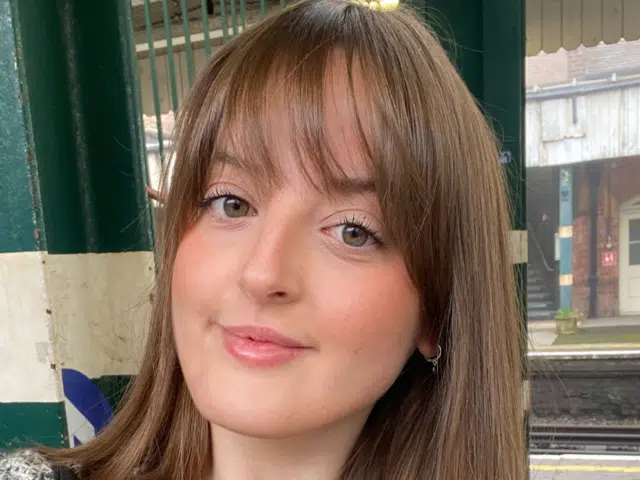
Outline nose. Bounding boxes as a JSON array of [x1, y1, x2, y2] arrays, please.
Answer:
[[238, 210, 305, 305]]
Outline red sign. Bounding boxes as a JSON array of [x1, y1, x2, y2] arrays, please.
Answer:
[[601, 251, 617, 267]]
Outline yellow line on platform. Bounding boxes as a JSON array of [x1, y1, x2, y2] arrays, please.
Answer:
[[531, 465, 640, 473], [532, 343, 640, 351]]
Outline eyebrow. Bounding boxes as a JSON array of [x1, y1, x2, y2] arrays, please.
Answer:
[[212, 152, 240, 167], [211, 152, 376, 195], [328, 176, 376, 195]]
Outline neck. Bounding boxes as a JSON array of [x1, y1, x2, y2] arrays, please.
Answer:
[[209, 412, 369, 480]]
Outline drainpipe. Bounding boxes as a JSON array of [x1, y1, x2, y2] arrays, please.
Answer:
[[587, 165, 602, 318]]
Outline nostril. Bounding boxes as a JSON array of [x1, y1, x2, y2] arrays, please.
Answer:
[[274, 291, 287, 297]]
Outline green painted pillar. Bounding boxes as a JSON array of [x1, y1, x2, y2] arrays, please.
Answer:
[[481, 0, 527, 345], [415, 0, 528, 465], [417, 0, 526, 230], [0, 0, 66, 450], [1, 0, 154, 449], [417, 2, 526, 309], [479, 7, 528, 463], [416, 0, 526, 247]]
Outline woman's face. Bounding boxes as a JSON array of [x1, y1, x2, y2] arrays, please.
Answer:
[[171, 71, 433, 440]]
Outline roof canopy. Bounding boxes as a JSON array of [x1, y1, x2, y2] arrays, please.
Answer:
[[526, 0, 640, 56], [129, 0, 639, 58]]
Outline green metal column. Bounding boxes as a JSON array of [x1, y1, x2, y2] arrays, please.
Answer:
[[416, 0, 526, 233], [415, 0, 528, 464], [1, 0, 154, 449], [416, 0, 526, 242], [0, 0, 66, 450], [481, 0, 527, 341], [417, 1, 526, 304], [480, 6, 528, 465]]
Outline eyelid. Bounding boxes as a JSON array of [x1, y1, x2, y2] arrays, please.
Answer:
[[201, 183, 255, 206], [203, 174, 262, 205]]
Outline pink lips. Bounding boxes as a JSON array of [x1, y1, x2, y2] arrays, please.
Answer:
[[220, 325, 307, 367]]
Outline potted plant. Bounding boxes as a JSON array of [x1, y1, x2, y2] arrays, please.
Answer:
[[554, 308, 583, 335]]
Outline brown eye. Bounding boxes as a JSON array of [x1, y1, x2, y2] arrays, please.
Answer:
[[341, 225, 370, 247], [207, 195, 253, 218], [221, 197, 250, 217]]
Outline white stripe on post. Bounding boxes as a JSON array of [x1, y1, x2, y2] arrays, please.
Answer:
[[0, 252, 62, 403], [510, 230, 528, 265], [45, 252, 155, 377]]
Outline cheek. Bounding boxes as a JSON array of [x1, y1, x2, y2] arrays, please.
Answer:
[[317, 257, 421, 364], [172, 228, 200, 305], [171, 225, 234, 394], [171, 225, 223, 318], [171, 228, 206, 351]]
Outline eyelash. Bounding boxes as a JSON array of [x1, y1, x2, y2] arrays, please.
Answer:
[[198, 189, 383, 246], [198, 188, 236, 209]]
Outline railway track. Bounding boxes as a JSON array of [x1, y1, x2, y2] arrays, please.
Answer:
[[530, 424, 640, 454]]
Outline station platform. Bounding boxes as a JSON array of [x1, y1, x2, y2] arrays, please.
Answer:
[[530, 454, 640, 479], [528, 316, 640, 354]]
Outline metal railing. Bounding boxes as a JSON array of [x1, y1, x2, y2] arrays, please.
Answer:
[[135, 0, 288, 161], [527, 222, 554, 273]]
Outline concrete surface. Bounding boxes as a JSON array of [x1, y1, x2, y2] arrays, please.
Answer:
[[530, 454, 640, 479], [528, 316, 640, 353]]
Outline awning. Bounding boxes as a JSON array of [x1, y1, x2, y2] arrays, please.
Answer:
[[526, 0, 640, 56], [129, 0, 640, 58]]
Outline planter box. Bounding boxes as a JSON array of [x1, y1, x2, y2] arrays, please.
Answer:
[[555, 316, 579, 335]]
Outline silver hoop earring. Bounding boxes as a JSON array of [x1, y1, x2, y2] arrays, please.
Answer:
[[426, 345, 442, 374]]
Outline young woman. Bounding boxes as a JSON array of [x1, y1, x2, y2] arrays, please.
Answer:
[[1, 0, 526, 478]]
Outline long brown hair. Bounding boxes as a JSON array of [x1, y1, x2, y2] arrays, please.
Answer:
[[43, 1, 526, 478]]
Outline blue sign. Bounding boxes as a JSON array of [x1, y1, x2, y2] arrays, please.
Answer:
[[62, 368, 113, 446], [499, 151, 511, 164]]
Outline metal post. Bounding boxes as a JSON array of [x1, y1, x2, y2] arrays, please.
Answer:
[[559, 167, 574, 310], [414, 0, 528, 472], [481, 0, 528, 469], [1, 0, 154, 449], [0, 0, 66, 450]]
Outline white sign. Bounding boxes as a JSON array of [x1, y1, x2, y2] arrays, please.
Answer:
[[499, 151, 512, 164]]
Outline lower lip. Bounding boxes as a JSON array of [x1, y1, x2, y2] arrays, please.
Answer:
[[221, 328, 306, 367]]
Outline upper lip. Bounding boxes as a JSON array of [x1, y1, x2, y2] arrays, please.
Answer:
[[221, 325, 307, 348]]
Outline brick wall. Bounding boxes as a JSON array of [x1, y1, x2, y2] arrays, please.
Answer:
[[527, 39, 640, 87], [525, 52, 569, 86], [572, 157, 640, 316], [570, 40, 640, 79]]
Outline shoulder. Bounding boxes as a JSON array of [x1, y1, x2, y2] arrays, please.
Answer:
[[0, 450, 54, 480]]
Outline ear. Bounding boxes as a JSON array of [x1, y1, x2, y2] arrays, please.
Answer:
[[416, 324, 439, 359], [146, 185, 166, 204]]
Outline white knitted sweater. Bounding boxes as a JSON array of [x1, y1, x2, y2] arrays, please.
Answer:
[[0, 450, 54, 480]]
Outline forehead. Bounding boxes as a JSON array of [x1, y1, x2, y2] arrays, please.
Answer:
[[218, 53, 376, 188]]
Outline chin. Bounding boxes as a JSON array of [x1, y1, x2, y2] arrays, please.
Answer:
[[185, 372, 374, 441], [214, 414, 314, 440], [194, 393, 328, 439]]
